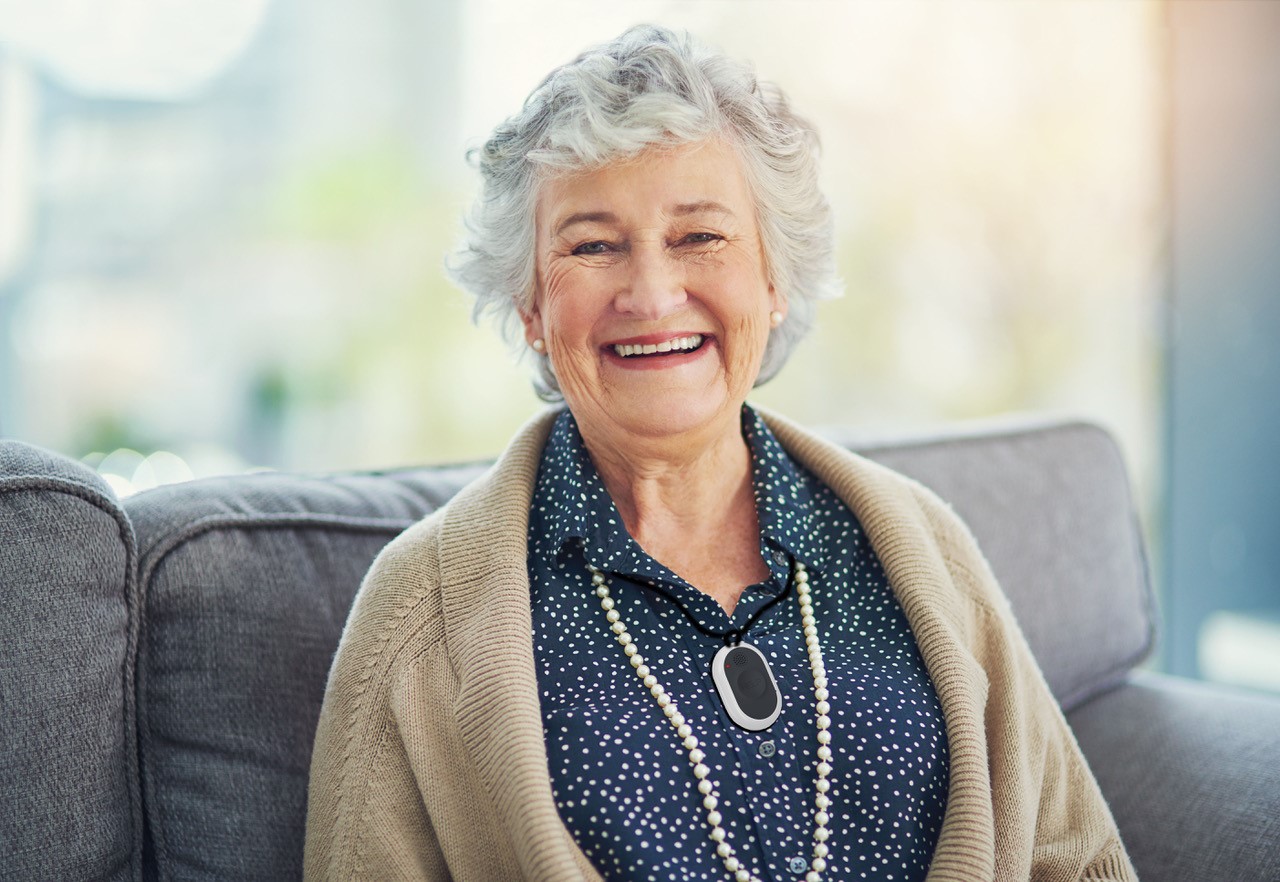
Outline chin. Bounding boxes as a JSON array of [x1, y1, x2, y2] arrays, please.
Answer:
[[606, 393, 736, 442]]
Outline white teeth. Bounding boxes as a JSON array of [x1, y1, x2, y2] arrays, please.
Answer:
[[612, 334, 704, 358]]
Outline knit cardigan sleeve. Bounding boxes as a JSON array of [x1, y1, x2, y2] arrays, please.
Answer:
[[304, 517, 455, 882], [908, 483, 1139, 882]]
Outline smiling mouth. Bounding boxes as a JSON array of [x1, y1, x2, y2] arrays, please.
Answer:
[[610, 334, 706, 358]]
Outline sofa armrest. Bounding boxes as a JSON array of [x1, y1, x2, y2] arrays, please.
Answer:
[[1066, 671, 1280, 882]]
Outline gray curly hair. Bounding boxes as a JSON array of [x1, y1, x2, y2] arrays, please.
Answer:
[[447, 24, 841, 399]]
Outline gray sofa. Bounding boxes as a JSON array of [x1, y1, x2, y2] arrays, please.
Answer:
[[2, 417, 1277, 882]]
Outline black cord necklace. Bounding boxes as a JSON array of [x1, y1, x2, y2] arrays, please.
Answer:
[[604, 555, 801, 731], [612, 565, 794, 646]]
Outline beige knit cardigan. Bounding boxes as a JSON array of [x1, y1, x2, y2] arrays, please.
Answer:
[[304, 407, 1138, 882]]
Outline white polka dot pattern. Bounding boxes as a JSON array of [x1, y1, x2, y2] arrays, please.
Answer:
[[529, 407, 949, 881]]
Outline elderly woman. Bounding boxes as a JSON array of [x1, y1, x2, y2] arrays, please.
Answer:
[[305, 25, 1136, 882]]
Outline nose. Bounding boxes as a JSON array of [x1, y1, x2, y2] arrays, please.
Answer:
[[614, 244, 686, 319]]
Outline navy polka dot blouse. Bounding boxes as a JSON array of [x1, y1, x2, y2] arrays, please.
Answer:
[[528, 406, 949, 881]]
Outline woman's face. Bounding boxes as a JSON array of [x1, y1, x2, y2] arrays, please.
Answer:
[[525, 138, 784, 448]]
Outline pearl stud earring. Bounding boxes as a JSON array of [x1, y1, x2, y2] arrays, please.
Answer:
[[532, 338, 546, 353], [769, 310, 784, 328]]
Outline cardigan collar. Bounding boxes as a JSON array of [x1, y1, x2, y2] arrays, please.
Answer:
[[434, 405, 995, 882]]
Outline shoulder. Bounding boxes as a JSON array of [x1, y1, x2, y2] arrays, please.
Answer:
[[757, 406, 1012, 622], [339, 406, 564, 669]]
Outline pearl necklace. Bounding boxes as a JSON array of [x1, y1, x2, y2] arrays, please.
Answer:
[[587, 561, 833, 882]]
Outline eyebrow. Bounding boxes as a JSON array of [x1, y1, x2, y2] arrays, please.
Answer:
[[671, 200, 734, 218], [552, 201, 736, 238], [553, 211, 618, 238]]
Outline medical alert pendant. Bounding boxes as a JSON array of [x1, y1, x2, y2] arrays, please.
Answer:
[[711, 642, 782, 731]]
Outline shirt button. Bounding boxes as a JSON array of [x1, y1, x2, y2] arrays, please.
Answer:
[[758, 740, 776, 758], [789, 856, 809, 874], [772, 550, 788, 566]]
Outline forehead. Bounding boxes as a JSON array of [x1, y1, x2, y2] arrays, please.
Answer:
[[536, 138, 755, 232]]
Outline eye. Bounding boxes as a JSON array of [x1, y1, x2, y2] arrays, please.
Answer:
[[680, 232, 723, 246], [572, 240, 612, 256]]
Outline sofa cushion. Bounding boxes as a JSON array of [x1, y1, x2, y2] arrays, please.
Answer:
[[0, 441, 141, 882], [854, 419, 1155, 709], [125, 465, 485, 882], [1068, 672, 1280, 882]]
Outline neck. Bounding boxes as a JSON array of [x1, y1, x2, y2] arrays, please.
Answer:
[[578, 409, 752, 542]]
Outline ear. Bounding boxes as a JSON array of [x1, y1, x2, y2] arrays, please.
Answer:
[[769, 283, 788, 323], [519, 303, 545, 347]]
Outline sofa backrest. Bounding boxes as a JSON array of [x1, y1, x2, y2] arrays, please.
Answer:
[[850, 419, 1155, 710], [1, 442, 142, 882], [122, 465, 485, 882], [1, 416, 1155, 882]]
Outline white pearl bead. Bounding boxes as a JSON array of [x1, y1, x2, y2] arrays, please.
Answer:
[[812, 857, 827, 872], [814, 675, 827, 689], [649, 682, 664, 697], [656, 693, 670, 707], [671, 712, 685, 727], [605, 609, 620, 623], [710, 827, 725, 842], [817, 761, 832, 777], [817, 745, 832, 761], [815, 810, 829, 826], [806, 634, 819, 648], [600, 597, 614, 610], [803, 624, 816, 637], [816, 794, 830, 809], [693, 763, 709, 779], [816, 778, 830, 792], [689, 748, 704, 763], [611, 621, 626, 635], [678, 724, 692, 739], [707, 810, 722, 826], [643, 674, 657, 688], [816, 700, 830, 715], [683, 735, 698, 750], [806, 873, 820, 882], [663, 703, 677, 718], [703, 795, 717, 811], [734, 870, 749, 882], [630, 654, 644, 668], [815, 827, 829, 842], [595, 585, 608, 597], [817, 730, 831, 745], [723, 855, 738, 872], [814, 842, 828, 858], [817, 715, 830, 730], [717, 842, 730, 858], [635, 664, 649, 677], [814, 687, 829, 701], [623, 643, 637, 657], [698, 778, 713, 795]]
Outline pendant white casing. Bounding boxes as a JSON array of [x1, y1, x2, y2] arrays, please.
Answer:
[[711, 643, 782, 731]]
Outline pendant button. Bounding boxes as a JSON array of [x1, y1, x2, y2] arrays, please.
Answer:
[[758, 739, 776, 758], [789, 856, 809, 874]]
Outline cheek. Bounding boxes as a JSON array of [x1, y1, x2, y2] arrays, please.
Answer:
[[539, 263, 606, 336]]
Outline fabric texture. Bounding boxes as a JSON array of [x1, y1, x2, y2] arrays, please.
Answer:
[[1068, 671, 1280, 882], [305, 407, 1138, 882], [124, 464, 486, 882], [0, 441, 142, 882], [530, 406, 948, 880]]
